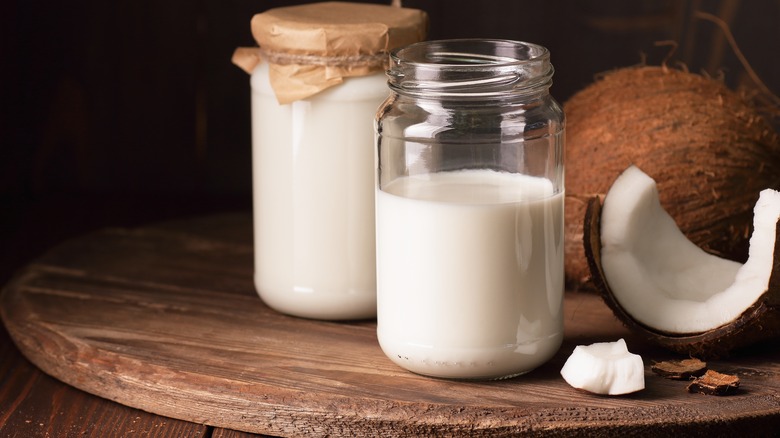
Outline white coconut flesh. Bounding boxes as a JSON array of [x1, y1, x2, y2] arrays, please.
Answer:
[[560, 338, 644, 395], [600, 165, 780, 334]]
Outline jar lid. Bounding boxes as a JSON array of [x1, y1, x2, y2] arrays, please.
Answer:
[[233, 1, 428, 103]]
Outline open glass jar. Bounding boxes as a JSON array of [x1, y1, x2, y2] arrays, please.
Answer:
[[375, 39, 565, 379]]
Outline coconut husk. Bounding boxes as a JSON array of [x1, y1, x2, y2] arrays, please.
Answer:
[[565, 65, 780, 288]]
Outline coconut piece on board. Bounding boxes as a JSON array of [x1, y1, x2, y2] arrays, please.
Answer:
[[687, 370, 740, 395], [651, 358, 708, 380]]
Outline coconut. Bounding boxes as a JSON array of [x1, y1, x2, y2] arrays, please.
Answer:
[[564, 65, 780, 287], [560, 338, 645, 395], [584, 165, 780, 358]]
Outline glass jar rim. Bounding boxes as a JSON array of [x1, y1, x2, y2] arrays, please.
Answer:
[[387, 39, 554, 99], [390, 39, 550, 68]]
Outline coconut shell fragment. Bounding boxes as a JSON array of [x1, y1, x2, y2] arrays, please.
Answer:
[[687, 370, 740, 396], [651, 358, 708, 380], [566, 65, 780, 287]]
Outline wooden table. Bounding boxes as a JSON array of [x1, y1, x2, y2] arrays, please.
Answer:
[[2, 213, 780, 437], [0, 213, 267, 438]]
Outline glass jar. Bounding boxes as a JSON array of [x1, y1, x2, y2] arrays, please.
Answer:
[[241, 2, 427, 320], [375, 39, 565, 379]]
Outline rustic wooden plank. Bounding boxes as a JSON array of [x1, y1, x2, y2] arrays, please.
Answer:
[[2, 213, 780, 437], [30, 224, 255, 298], [0, 323, 210, 437], [212, 429, 272, 438]]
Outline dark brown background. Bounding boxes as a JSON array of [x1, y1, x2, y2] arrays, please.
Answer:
[[2, 0, 779, 286]]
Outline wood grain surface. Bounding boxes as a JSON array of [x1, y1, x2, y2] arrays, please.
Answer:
[[2, 213, 780, 437], [0, 319, 216, 438]]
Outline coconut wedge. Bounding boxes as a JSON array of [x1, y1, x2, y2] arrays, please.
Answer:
[[584, 165, 780, 357]]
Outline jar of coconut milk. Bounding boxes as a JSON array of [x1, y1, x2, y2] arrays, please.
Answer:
[[375, 39, 565, 378], [233, 2, 427, 320]]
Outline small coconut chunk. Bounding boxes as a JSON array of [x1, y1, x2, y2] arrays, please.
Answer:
[[560, 339, 645, 395], [599, 165, 780, 334]]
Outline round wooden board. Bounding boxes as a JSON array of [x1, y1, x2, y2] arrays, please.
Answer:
[[2, 213, 780, 436]]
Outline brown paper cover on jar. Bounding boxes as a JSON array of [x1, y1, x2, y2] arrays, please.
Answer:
[[232, 1, 427, 104]]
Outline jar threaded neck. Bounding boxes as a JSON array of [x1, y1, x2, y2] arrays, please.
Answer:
[[387, 39, 554, 99]]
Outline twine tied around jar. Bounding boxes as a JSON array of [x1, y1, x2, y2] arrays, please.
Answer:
[[257, 48, 388, 69]]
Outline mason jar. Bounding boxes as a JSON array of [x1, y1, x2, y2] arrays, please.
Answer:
[[234, 2, 427, 320], [375, 39, 565, 379]]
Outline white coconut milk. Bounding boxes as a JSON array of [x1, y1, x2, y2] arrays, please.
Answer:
[[251, 62, 388, 320], [376, 169, 564, 379]]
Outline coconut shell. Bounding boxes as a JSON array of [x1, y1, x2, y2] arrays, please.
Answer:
[[584, 195, 780, 358], [565, 66, 780, 287]]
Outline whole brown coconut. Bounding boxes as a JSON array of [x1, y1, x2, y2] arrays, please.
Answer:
[[564, 65, 780, 287]]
